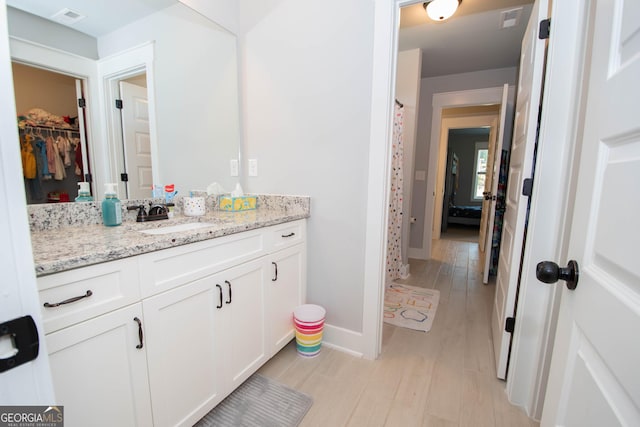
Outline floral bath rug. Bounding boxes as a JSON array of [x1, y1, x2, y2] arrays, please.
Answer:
[[384, 284, 440, 332]]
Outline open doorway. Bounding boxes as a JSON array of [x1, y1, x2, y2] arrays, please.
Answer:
[[11, 61, 93, 204], [441, 126, 490, 242]]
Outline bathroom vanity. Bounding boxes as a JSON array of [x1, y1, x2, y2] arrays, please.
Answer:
[[31, 196, 309, 426]]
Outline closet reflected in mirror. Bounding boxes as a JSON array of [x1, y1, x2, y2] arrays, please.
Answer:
[[7, 2, 242, 204], [13, 62, 93, 204]]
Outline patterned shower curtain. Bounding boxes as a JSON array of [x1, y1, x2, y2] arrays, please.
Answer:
[[386, 103, 404, 286]]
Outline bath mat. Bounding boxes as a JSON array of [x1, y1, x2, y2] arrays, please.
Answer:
[[384, 284, 440, 332], [194, 374, 313, 427]]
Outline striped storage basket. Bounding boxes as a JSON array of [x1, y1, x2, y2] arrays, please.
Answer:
[[293, 304, 326, 357]]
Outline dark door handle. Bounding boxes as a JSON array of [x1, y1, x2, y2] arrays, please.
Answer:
[[216, 284, 223, 309], [536, 260, 579, 290], [272, 262, 278, 281], [225, 280, 232, 304]]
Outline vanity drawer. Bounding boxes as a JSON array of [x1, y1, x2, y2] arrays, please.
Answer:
[[138, 228, 267, 298], [270, 220, 306, 251], [37, 258, 141, 334]]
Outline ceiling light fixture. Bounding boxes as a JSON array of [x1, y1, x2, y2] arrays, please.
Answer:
[[423, 0, 460, 22]]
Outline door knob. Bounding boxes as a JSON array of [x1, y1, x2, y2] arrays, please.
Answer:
[[536, 260, 579, 290]]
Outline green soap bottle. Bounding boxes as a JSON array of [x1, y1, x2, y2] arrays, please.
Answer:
[[75, 182, 93, 202], [102, 183, 122, 227]]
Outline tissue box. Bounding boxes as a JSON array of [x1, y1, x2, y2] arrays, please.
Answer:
[[219, 195, 257, 211]]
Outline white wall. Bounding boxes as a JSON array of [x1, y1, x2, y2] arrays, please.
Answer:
[[239, 0, 375, 338], [98, 4, 241, 195], [395, 49, 422, 266], [179, 0, 238, 35], [410, 67, 518, 250], [7, 7, 98, 59]]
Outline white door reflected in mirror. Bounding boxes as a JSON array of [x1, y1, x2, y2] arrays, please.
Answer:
[[120, 79, 152, 199]]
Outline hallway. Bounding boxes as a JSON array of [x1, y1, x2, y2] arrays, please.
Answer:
[[258, 237, 537, 426]]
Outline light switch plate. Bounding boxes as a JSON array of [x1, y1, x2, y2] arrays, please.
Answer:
[[248, 159, 258, 177], [230, 159, 239, 177]]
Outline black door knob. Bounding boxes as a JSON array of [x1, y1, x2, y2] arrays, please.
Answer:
[[536, 260, 579, 290]]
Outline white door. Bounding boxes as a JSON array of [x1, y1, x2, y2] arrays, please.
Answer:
[[492, 0, 547, 380], [0, 0, 54, 404], [541, 0, 640, 425], [120, 81, 152, 199], [481, 84, 509, 284]]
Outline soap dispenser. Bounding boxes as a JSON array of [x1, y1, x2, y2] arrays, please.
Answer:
[[102, 183, 122, 227], [75, 182, 93, 202]]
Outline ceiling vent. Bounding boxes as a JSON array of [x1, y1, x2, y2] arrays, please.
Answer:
[[500, 7, 523, 29], [50, 8, 86, 26]]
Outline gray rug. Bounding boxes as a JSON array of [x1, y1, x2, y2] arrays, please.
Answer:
[[194, 374, 313, 427]]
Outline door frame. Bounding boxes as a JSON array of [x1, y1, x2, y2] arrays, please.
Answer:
[[9, 37, 103, 197], [98, 42, 159, 201], [431, 97, 503, 243], [363, 0, 588, 419], [434, 112, 499, 239]]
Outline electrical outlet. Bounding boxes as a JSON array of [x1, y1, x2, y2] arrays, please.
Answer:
[[248, 159, 258, 177], [230, 159, 239, 177]]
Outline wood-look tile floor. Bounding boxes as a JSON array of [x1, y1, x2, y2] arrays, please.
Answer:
[[258, 236, 538, 427]]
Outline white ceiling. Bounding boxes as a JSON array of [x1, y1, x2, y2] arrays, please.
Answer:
[[7, 0, 176, 37], [400, 0, 535, 78]]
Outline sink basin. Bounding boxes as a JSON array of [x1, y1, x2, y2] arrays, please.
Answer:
[[139, 222, 216, 235]]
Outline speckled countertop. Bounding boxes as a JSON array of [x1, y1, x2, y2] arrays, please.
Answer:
[[30, 195, 310, 277]]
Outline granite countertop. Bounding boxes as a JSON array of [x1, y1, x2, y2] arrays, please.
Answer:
[[32, 208, 309, 277]]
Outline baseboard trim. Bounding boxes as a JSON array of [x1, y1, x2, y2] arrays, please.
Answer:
[[408, 247, 428, 260], [321, 323, 365, 358]]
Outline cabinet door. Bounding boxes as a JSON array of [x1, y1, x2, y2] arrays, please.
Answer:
[[267, 243, 306, 355], [143, 277, 221, 427], [214, 258, 268, 393], [46, 304, 152, 427]]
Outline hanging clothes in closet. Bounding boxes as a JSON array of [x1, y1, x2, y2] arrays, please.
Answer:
[[19, 124, 82, 204], [386, 100, 404, 286]]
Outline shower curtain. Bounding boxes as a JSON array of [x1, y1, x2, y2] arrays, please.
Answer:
[[386, 102, 404, 286]]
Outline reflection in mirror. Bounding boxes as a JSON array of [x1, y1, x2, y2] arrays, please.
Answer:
[[12, 62, 93, 204], [7, 2, 241, 203], [119, 73, 151, 200]]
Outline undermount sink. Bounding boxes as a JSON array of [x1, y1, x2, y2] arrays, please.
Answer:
[[139, 222, 216, 235]]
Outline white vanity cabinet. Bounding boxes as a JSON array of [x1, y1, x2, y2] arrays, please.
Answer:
[[142, 257, 269, 427], [38, 259, 152, 427], [265, 222, 307, 354], [142, 274, 222, 427], [37, 219, 306, 427]]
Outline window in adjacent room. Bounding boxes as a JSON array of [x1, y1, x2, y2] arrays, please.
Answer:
[[472, 142, 489, 201]]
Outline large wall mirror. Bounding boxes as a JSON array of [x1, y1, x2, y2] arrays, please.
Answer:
[[7, 0, 241, 203]]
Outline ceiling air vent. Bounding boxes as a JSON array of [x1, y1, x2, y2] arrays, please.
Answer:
[[50, 8, 86, 26], [500, 7, 523, 29]]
